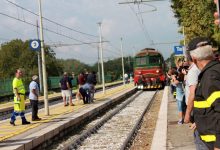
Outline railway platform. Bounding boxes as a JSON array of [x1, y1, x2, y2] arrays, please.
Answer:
[[0, 83, 135, 150], [151, 86, 195, 150], [0, 85, 197, 150]]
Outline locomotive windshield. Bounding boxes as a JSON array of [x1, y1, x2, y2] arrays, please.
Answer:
[[135, 55, 162, 67], [149, 55, 161, 64], [135, 57, 146, 65]]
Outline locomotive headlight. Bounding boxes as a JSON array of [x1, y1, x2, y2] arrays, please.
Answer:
[[156, 70, 160, 73], [138, 71, 142, 75]]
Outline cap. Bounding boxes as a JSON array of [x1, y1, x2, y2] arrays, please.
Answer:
[[187, 37, 211, 51], [32, 75, 38, 81]]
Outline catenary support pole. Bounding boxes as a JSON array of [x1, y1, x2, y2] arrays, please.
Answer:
[[98, 22, 105, 94], [36, 20, 43, 94], [120, 38, 125, 85], [38, 0, 49, 115]]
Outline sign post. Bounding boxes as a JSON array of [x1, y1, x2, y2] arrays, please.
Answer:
[[174, 45, 184, 56]]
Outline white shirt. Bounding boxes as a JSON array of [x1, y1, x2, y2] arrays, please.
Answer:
[[29, 81, 39, 100], [185, 64, 200, 105]]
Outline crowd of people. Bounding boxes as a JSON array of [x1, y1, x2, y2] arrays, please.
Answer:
[[59, 70, 97, 105], [10, 69, 97, 126], [167, 37, 220, 150]]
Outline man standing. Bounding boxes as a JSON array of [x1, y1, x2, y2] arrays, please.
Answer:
[[189, 37, 220, 150], [59, 72, 73, 106], [10, 69, 30, 126], [29, 75, 41, 121], [183, 47, 206, 149]]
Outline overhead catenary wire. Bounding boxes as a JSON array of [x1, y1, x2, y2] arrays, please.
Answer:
[[0, 12, 98, 47], [127, 2, 154, 44], [5, 0, 98, 38], [2, 0, 125, 62]]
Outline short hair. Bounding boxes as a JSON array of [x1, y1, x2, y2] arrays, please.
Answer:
[[32, 75, 38, 80], [190, 45, 213, 61]]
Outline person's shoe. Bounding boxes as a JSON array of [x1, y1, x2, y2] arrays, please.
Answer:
[[32, 118, 41, 121], [22, 121, 31, 125], [10, 121, 15, 126], [177, 119, 183, 125], [69, 104, 75, 106]]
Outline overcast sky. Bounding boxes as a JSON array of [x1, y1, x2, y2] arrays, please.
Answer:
[[0, 0, 182, 64]]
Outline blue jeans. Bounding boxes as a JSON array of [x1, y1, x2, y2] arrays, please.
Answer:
[[194, 130, 209, 150]]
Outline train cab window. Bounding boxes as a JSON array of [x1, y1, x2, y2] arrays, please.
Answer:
[[136, 57, 146, 65], [149, 56, 161, 64]]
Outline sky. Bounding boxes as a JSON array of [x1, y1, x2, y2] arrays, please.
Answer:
[[0, 0, 183, 65]]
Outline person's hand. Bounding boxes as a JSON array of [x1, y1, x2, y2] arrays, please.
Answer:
[[189, 123, 196, 130], [214, 0, 220, 25], [17, 96, 21, 101], [184, 113, 191, 123]]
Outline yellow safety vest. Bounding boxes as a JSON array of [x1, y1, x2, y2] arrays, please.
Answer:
[[13, 77, 26, 111]]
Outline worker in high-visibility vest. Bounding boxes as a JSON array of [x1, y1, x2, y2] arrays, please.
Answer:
[[10, 69, 30, 126]]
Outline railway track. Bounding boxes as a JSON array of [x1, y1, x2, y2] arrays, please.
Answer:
[[50, 90, 157, 150], [0, 82, 123, 120]]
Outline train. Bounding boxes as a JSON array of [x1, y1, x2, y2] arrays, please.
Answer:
[[133, 48, 166, 90]]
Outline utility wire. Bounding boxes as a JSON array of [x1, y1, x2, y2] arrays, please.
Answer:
[[0, 12, 98, 47], [5, 0, 98, 38]]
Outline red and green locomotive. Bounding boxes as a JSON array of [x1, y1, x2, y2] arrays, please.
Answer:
[[133, 48, 166, 90]]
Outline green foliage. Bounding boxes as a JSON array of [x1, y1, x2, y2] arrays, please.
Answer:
[[171, 0, 218, 43], [57, 59, 91, 76], [0, 39, 62, 78]]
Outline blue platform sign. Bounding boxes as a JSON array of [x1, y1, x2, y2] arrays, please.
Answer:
[[30, 39, 40, 51], [174, 46, 184, 55]]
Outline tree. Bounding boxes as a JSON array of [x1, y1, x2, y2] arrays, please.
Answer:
[[171, 0, 219, 44], [0, 39, 62, 78]]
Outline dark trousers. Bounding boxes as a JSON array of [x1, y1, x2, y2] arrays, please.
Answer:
[[11, 111, 27, 123], [30, 100, 39, 119], [79, 88, 90, 104]]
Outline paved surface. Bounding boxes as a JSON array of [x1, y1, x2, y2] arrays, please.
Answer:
[[167, 89, 195, 150], [151, 86, 195, 150]]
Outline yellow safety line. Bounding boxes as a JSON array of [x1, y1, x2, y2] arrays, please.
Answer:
[[0, 84, 134, 142]]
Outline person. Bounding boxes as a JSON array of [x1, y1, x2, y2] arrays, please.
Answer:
[[189, 37, 220, 150], [214, 0, 220, 25], [59, 72, 73, 106], [10, 69, 30, 126], [172, 67, 185, 124], [124, 73, 129, 84], [86, 71, 97, 102], [76, 72, 86, 101], [183, 48, 206, 150], [69, 72, 75, 97], [184, 50, 200, 123], [29, 75, 41, 121], [79, 83, 92, 104]]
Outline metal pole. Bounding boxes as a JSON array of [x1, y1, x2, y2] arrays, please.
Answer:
[[183, 26, 186, 58], [38, 0, 49, 115], [36, 20, 43, 94], [98, 22, 105, 93], [120, 38, 125, 85], [97, 45, 101, 83]]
